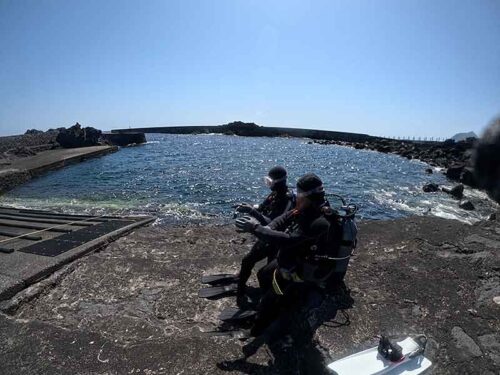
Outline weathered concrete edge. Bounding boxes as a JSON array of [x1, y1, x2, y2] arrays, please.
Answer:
[[0, 146, 118, 195], [0, 216, 155, 302], [28, 146, 118, 178]]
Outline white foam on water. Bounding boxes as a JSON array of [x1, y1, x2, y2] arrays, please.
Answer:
[[0, 196, 210, 222]]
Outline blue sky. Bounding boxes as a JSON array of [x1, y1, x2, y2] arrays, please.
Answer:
[[1, 0, 499, 138]]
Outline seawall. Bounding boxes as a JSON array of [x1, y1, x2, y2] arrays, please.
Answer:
[[112, 125, 377, 143]]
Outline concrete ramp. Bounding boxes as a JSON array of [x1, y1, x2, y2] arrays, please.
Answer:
[[0, 206, 154, 301]]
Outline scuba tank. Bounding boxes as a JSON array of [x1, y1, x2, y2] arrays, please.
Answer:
[[301, 194, 358, 288]]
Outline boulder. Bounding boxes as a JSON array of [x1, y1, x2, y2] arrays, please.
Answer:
[[442, 184, 464, 199], [473, 117, 500, 203], [451, 326, 482, 360], [446, 164, 465, 181], [488, 213, 497, 221], [460, 168, 476, 187], [425, 168, 433, 174], [423, 183, 439, 193], [56, 123, 102, 148], [459, 200, 475, 211]]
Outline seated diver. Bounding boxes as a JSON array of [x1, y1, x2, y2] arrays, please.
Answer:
[[235, 173, 345, 357], [234, 165, 295, 307]]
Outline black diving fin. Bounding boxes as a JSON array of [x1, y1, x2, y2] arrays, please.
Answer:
[[200, 273, 239, 286], [198, 283, 238, 299], [218, 306, 257, 322]]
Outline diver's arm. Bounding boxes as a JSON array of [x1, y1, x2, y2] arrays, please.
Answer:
[[249, 210, 272, 225], [252, 225, 304, 246], [266, 211, 292, 231]]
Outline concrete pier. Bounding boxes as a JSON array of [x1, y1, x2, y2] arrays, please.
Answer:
[[0, 145, 118, 194]]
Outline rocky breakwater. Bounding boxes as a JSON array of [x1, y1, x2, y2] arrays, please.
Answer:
[[313, 136, 476, 181], [313, 122, 500, 214], [100, 132, 146, 147]]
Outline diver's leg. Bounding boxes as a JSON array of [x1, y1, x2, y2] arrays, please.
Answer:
[[238, 241, 267, 291], [257, 259, 278, 291]]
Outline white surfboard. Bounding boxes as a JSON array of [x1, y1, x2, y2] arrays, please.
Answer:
[[327, 337, 432, 375]]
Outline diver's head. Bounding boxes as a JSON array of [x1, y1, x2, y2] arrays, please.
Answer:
[[296, 173, 325, 211], [264, 166, 287, 191]]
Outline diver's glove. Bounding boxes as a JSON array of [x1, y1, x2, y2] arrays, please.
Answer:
[[235, 215, 260, 233], [235, 203, 255, 214]]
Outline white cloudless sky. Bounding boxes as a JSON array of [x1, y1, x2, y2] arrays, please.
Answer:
[[1, 0, 499, 137]]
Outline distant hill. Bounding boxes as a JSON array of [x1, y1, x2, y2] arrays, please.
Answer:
[[451, 131, 478, 142]]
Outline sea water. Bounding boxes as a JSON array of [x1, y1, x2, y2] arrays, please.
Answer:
[[0, 134, 496, 224]]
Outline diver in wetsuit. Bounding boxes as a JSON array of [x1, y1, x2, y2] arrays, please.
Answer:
[[235, 173, 342, 357], [234, 166, 295, 307]]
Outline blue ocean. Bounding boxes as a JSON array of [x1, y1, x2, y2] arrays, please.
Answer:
[[0, 134, 495, 224]]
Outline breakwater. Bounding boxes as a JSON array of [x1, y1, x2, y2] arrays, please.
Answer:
[[112, 121, 375, 143]]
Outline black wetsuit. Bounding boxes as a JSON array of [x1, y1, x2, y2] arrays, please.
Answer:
[[248, 208, 334, 341], [237, 188, 295, 296]]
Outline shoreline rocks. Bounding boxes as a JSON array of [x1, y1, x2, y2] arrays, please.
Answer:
[[56, 123, 101, 148], [442, 184, 464, 199]]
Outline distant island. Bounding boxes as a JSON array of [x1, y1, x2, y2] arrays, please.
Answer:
[[451, 131, 478, 142]]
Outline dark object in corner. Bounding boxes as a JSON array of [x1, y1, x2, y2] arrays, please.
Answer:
[[459, 200, 475, 211], [56, 123, 102, 148], [474, 117, 500, 204], [423, 183, 439, 193]]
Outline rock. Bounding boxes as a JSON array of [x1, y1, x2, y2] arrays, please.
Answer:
[[442, 184, 464, 199], [443, 139, 456, 147], [478, 334, 500, 352], [101, 132, 146, 147], [478, 334, 500, 366], [56, 123, 102, 148], [488, 213, 497, 221], [24, 129, 43, 135], [446, 163, 465, 181], [451, 326, 482, 359], [7, 146, 36, 157], [425, 168, 433, 174], [459, 200, 475, 211], [474, 117, 500, 203], [476, 279, 500, 307], [423, 183, 439, 193], [460, 168, 476, 187]]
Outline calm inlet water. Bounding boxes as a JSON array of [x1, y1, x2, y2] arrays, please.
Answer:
[[0, 134, 495, 224]]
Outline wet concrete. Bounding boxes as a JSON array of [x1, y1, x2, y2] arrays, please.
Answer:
[[0, 217, 499, 374]]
